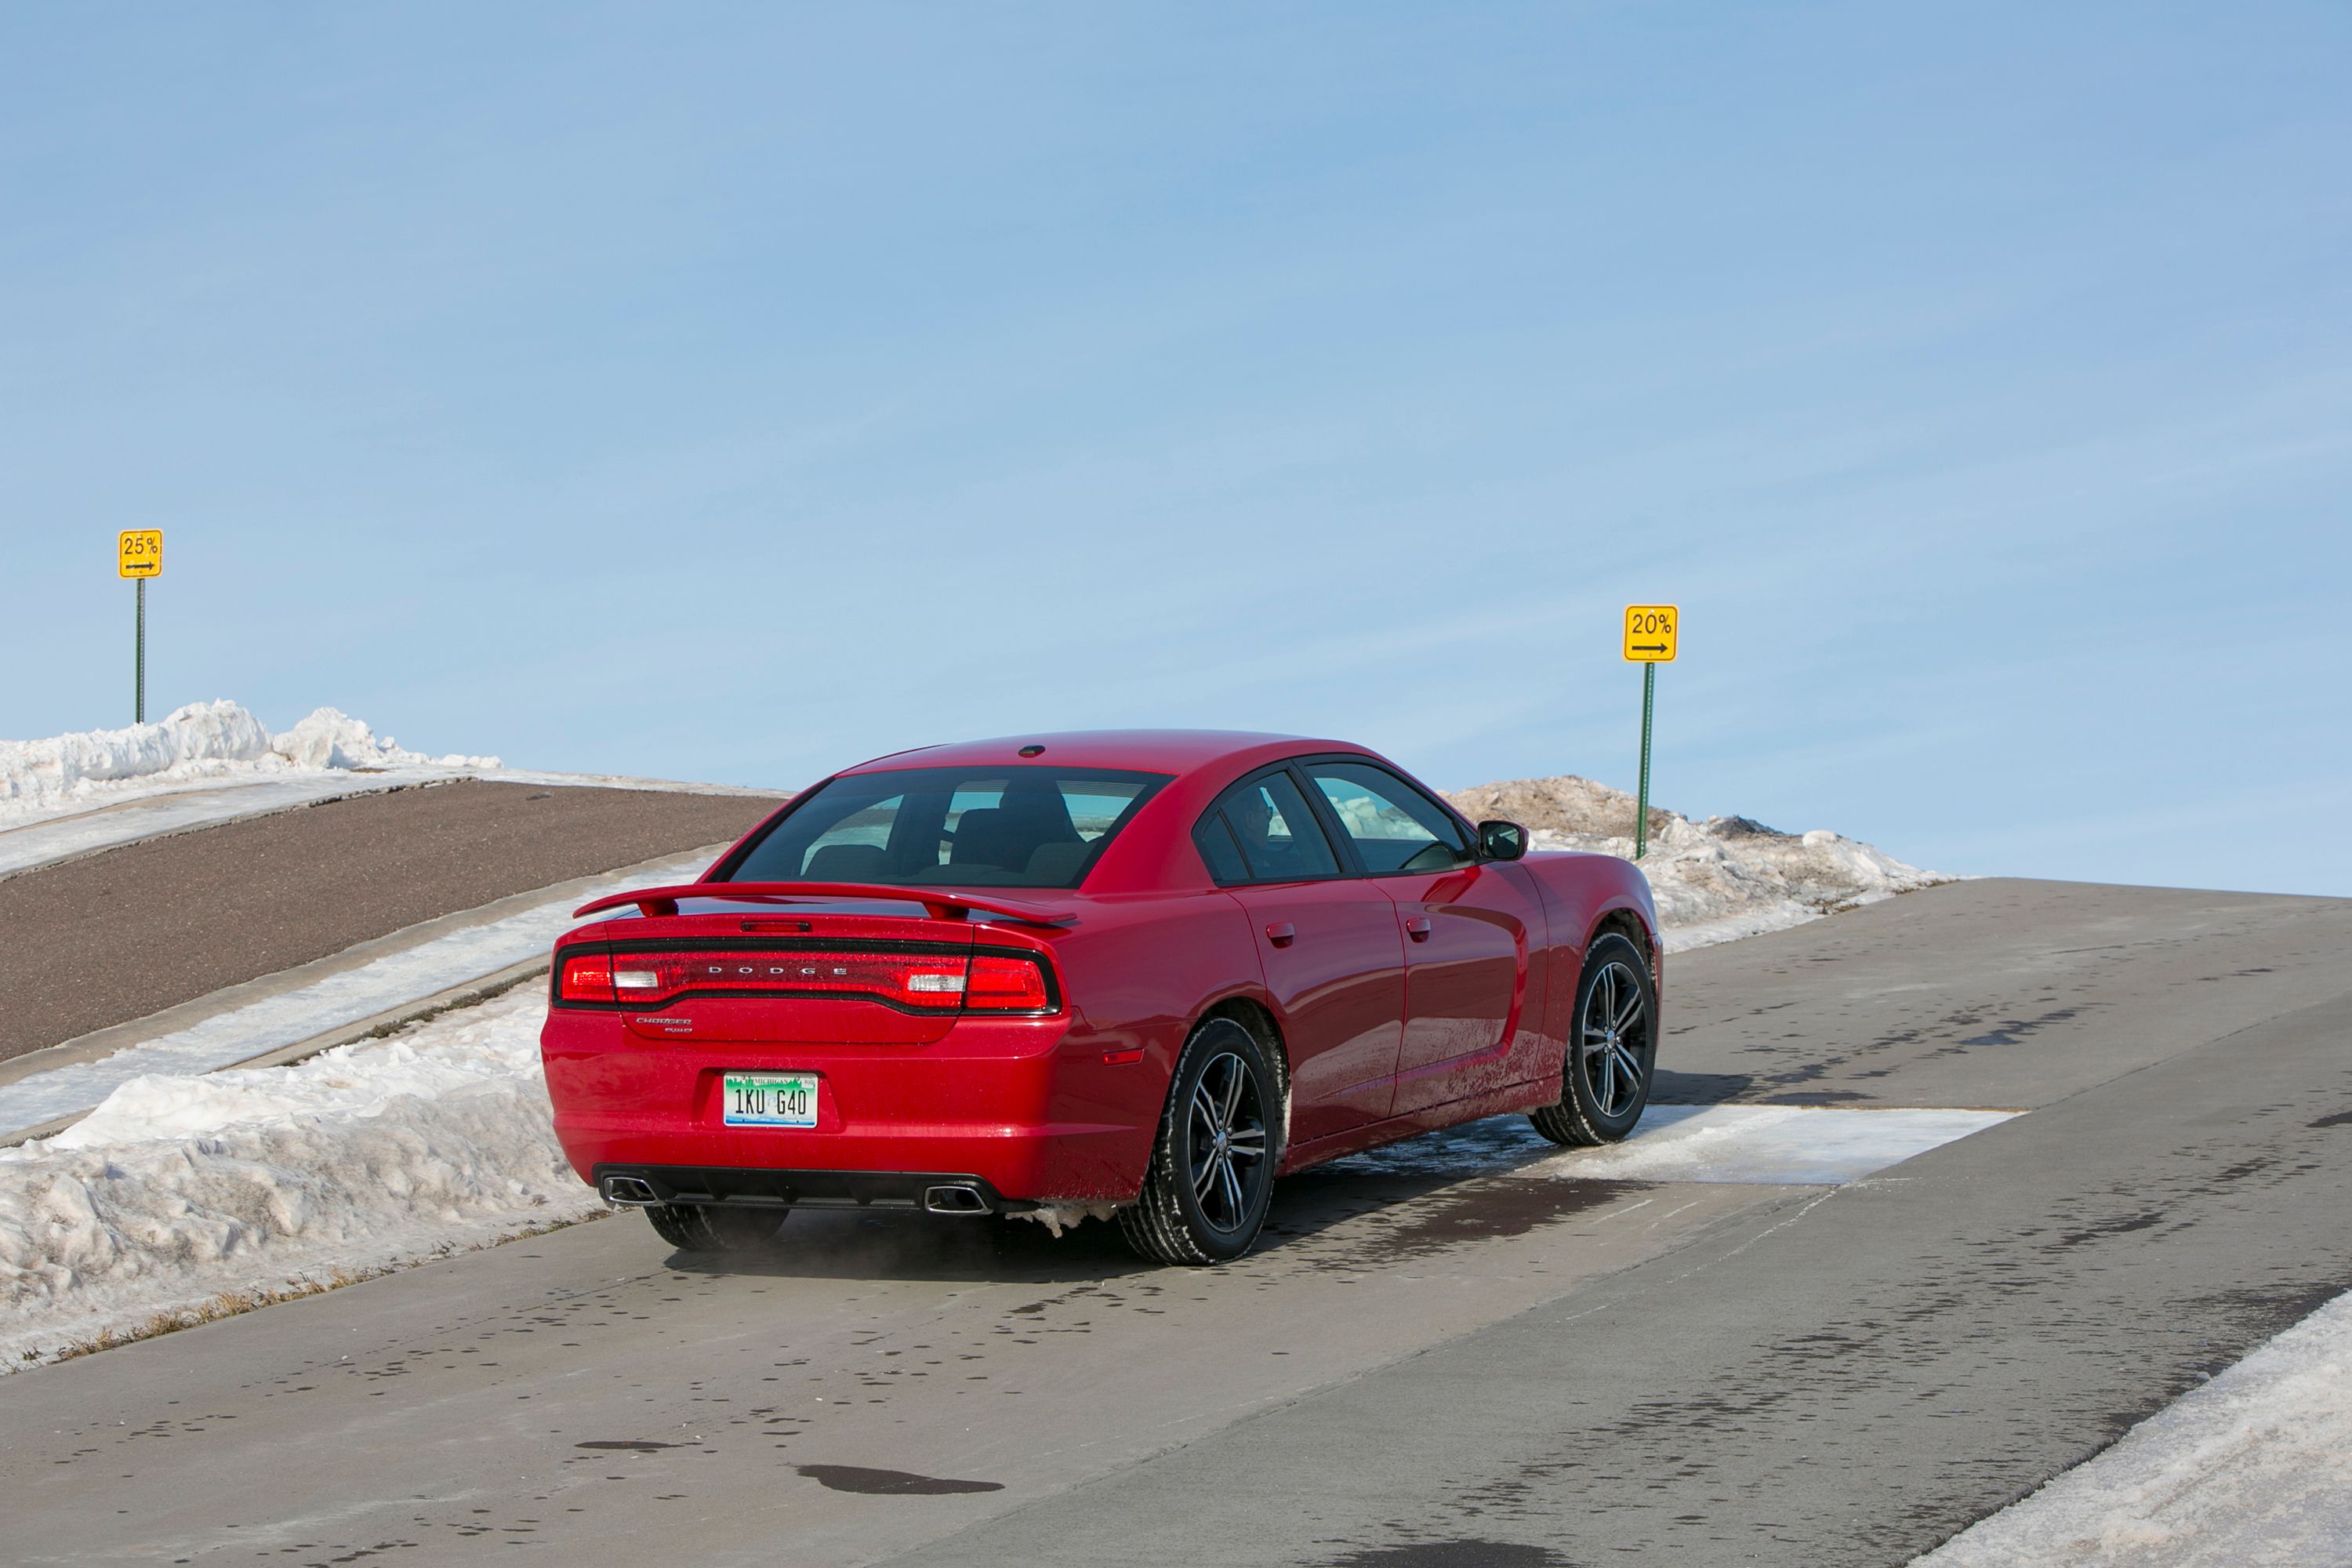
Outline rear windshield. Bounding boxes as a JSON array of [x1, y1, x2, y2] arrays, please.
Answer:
[[724, 767, 1171, 889]]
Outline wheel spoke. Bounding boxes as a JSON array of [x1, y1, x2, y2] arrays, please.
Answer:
[[1227, 1127, 1266, 1158], [1613, 985, 1643, 1034], [1192, 1151, 1219, 1200], [1191, 1083, 1220, 1141], [1613, 1044, 1644, 1097], [1218, 1057, 1247, 1127], [1595, 1045, 1617, 1109], [1219, 1158, 1244, 1220]]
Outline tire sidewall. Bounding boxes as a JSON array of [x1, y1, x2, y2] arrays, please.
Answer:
[[1566, 933, 1657, 1138]]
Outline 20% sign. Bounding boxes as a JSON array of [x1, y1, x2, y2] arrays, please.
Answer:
[[1622, 604, 1676, 859]]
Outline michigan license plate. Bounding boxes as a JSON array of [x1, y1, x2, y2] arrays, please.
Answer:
[[721, 1072, 819, 1128]]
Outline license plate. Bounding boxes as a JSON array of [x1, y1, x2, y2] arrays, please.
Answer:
[[721, 1072, 819, 1128]]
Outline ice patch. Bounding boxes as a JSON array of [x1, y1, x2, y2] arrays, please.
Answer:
[[1541, 1103, 2018, 1185], [1321, 1104, 2017, 1186], [1913, 1287, 2352, 1566]]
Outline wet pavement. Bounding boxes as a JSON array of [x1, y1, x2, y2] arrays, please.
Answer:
[[2, 878, 2349, 1566]]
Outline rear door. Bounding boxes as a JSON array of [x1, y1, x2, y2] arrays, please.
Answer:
[[1300, 760, 1542, 1117], [1196, 768, 1405, 1144]]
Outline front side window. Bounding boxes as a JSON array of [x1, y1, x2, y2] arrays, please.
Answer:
[[726, 767, 1169, 889], [1198, 771, 1341, 884], [1305, 761, 1471, 875]]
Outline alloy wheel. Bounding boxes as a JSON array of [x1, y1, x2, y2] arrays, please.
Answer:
[[1580, 960, 1650, 1118], [1185, 1051, 1269, 1234]]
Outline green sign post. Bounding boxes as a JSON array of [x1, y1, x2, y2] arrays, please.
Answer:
[[118, 530, 163, 723], [1621, 604, 1679, 860]]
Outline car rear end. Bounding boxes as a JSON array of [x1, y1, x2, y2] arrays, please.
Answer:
[[540, 757, 1175, 1220], [543, 902, 1138, 1214]]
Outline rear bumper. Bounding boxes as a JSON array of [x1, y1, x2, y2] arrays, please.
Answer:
[[593, 1165, 1014, 1214], [540, 1007, 1161, 1204]]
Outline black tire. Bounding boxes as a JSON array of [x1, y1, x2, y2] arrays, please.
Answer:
[[1531, 932, 1658, 1147], [1118, 1018, 1281, 1265], [644, 1203, 786, 1252]]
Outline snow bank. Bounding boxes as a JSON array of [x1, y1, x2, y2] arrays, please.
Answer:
[[1914, 1287, 2352, 1566], [1444, 774, 1947, 951], [0, 989, 598, 1370], [0, 701, 499, 821]]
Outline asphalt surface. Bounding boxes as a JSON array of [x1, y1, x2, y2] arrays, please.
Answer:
[[0, 779, 777, 1064], [2, 877, 2348, 1567]]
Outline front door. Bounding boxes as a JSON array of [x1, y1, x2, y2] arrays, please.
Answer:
[[1299, 761, 1542, 1116]]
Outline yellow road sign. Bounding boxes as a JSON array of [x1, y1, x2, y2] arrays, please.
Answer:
[[1623, 603, 1677, 662], [118, 529, 164, 579]]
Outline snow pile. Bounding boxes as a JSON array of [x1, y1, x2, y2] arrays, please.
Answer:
[[267, 706, 491, 771], [0, 699, 270, 809], [1915, 1287, 2352, 1566], [0, 701, 500, 820], [0, 988, 598, 1370], [1445, 774, 1947, 950]]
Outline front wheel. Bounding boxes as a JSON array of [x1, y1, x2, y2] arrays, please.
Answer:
[[1531, 931, 1657, 1147], [1119, 1018, 1281, 1265], [644, 1203, 785, 1252]]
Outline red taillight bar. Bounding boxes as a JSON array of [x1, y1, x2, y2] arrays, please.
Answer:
[[552, 946, 1058, 1014], [570, 881, 1077, 927]]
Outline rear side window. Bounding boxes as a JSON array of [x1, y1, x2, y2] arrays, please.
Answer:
[[726, 767, 1169, 889], [1305, 761, 1472, 875], [1197, 771, 1341, 884]]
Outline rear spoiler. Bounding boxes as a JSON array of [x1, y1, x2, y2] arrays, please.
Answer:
[[571, 881, 1078, 928]]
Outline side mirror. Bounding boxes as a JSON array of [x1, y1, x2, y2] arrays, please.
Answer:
[[1477, 819, 1527, 862]]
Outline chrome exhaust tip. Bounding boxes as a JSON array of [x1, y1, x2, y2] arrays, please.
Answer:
[[922, 1184, 990, 1216], [601, 1175, 659, 1207]]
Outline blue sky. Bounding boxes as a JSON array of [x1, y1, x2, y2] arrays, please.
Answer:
[[3, 5, 2347, 895]]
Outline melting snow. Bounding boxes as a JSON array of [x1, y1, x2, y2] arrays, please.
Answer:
[[0, 852, 711, 1134], [1445, 773, 1950, 952], [0, 699, 499, 824], [1912, 1287, 2352, 1566], [0, 988, 601, 1370]]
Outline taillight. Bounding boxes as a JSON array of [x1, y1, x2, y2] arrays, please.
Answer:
[[633, 951, 975, 1009], [964, 953, 1051, 1011], [554, 945, 1057, 1013], [559, 953, 616, 1004]]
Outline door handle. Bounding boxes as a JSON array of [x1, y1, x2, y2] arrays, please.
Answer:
[[1265, 922, 1297, 948], [1404, 916, 1432, 942]]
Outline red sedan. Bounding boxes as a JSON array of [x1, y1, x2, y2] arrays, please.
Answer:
[[542, 731, 1660, 1265]]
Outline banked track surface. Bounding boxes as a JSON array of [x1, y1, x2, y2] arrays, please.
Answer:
[[0, 878, 2347, 1566]]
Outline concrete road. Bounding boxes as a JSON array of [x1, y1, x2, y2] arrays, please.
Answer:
[[2, 878, 2347, 1567]]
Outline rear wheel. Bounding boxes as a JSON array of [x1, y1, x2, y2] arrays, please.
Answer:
[[644, 1203, 786, 1252], [1531, 932, 1657, 1147], [1119, 1018, 1280, 1265]]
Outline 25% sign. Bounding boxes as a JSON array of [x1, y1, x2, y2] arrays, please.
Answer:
[[118, 530, 163, 724], [1622, 604, 1677, 859]]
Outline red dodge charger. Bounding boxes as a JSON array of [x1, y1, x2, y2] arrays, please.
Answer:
[[542, 730, 1660, 1265]]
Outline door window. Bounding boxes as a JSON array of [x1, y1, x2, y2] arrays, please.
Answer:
[[1305, 762, 1472, 875], [1199, 772, 1342, 884]]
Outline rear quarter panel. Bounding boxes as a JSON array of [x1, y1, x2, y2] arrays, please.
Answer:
[[1029, 888, 1268, 1192]]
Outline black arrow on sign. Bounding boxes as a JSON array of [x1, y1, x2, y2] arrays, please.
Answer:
[[1632, 643, 1668, 653]]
